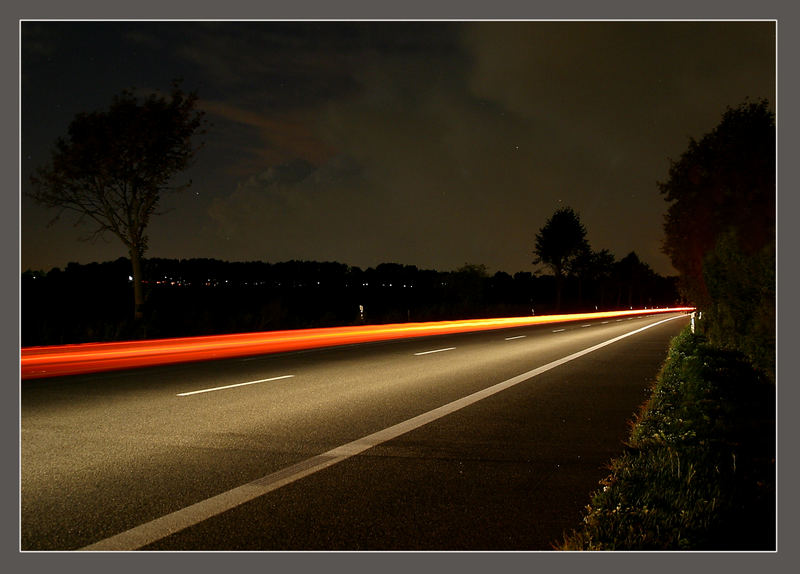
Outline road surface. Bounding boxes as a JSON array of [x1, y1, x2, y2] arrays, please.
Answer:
[[21, 311, 689, 550]]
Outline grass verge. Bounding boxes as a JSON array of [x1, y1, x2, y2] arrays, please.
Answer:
[[559, 327, 775, 550]]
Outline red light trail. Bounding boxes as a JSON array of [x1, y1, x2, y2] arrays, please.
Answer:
[[20, 308, 694, 379]]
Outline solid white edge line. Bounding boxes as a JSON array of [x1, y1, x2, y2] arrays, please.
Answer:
[[176, 375, 295, 397], [413, 347, 456, 356], [81, 314, 686, 551]]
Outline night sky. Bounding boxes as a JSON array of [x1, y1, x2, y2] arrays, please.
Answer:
[[20, 20, 776, 277]]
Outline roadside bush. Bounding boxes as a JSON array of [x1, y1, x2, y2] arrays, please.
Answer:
[[559, 328, 775, 550], [701, 230, 775, 381]]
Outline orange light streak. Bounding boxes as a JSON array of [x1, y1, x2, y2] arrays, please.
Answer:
[[20, 308, 694, 379]]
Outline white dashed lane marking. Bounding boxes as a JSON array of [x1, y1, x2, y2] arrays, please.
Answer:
[[177, 375, 295, 397], [413, 347, 457, 356]]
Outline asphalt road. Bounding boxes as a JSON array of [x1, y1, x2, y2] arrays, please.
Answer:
[[21, 311, 689, 551]]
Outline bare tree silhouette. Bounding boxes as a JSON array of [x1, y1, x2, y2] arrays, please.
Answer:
[[29, 82, 206, 320]]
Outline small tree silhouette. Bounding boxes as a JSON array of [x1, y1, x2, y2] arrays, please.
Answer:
[[533, 207, 589, 311]]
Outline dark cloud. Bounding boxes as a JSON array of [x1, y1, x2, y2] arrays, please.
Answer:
[[21, 21, 775, 276]]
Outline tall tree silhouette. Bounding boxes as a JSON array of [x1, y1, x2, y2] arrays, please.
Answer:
[[659, 99, 775, 308], [533, 207, 589, 311], [659, 99, 775, 378], [29, 83, 206, 320]]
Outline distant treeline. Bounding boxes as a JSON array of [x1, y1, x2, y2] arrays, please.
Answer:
[[21, 255, 679, 346]]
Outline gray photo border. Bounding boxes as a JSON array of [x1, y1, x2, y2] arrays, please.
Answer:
[[7, 1, 795, 573]]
